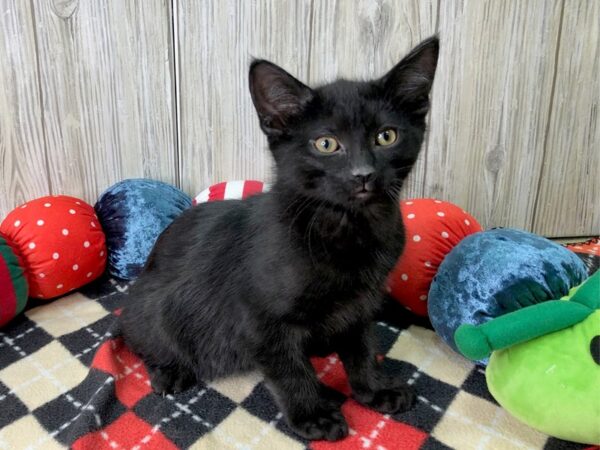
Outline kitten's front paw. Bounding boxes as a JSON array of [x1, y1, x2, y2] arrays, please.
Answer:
[[149, 366, 194, 395], [353, 373, 415, 414], [354, 385, 415, 414], [289, 406, 348, 441]]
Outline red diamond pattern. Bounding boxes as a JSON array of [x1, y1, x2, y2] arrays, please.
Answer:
[[311, 399, 428, 450], [92, 337, 152, 408], [72, 411, 178, 450]]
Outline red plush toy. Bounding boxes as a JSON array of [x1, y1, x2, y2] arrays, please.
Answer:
[[0, 196, 107, 300], [386, 199, 482, 316]]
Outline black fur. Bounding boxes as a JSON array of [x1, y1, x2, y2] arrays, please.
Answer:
[[120, 36, 439, 441]]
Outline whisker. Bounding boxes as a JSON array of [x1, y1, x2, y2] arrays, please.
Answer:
[[305, 200, 326, 267], [287, 196, 318, 238]]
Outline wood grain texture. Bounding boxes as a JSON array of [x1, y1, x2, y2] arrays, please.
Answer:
[[177, 0, 312, 196], [425, 0, 564, 231], [0, 1, 51, 218], [32, 0, 176, 205], [1, 1, 597, 236], [532, 0, 600, 237]]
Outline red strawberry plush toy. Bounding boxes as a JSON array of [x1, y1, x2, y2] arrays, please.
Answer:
[[387, 199, 482, 316], [0, 196, 107, 300]]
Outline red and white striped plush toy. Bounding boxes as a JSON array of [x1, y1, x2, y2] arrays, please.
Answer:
[[193, 180, 268, 205]]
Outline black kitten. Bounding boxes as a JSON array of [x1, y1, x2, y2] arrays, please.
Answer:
[[120, 36, 439, 441]]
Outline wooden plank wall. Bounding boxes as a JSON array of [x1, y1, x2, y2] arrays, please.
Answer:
[[0, 1, 51, 211], [0, 0, 598, 237], [34, 0, 178, 198], [532, 0, 599, 237]]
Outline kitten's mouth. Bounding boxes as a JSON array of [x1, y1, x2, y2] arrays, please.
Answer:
[[352, 188, 375, 201]]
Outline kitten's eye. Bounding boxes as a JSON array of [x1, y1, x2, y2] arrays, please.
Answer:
[[376, 129, 398, 147], [313, 136, 340, 153]]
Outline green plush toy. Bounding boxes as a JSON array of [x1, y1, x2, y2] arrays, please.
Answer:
[[455, 271, 600, 445]]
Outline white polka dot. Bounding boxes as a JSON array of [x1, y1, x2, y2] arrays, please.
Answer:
[[413, 235, 421, 242], [14, 220, 21, 227], [100, 250, 105, 257], [39, 273, 45, 278], [37, 294, 43, 298], [62, 229, 69, 236], [36, 219, 44, 226], [86, 272, 93, 278], [69, 209, 76, 215], [401, 273, 408, 281], [436, 212, 445, 217], [91, 221, 96, 228], [425, 261, 432, 267], [72, 264, 79, 271], [44, 203, 51, 207], [385, 285, 392, 293], [406, 201, 414, 205], [75, 201, 81, 205], [56, 284, 63, 289], [83, 241, 90, 248], [441, 231, 449, 239], [28, 242, 36, 250], [52, 252, 59, 260], [407, 213, 416, 219], [419, 295, 427, 301], [20, 204, 27, 209], [406, 306, 412, 311], [434, 200, 442, 204], [464, 219, 471, 226]]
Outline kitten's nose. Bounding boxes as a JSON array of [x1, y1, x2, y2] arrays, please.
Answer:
[[352, 167, 375, 196], [352, 167, 375, 185]]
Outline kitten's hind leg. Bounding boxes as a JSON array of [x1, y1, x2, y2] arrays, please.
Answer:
[[148, 363, 195, 395]]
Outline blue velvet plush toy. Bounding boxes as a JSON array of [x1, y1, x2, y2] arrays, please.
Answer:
[[95, 179, 192, 279], [427, 228, 588, 363]]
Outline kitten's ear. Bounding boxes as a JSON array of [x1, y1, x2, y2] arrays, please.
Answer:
[[382, 36, 439, 116], [249, 60, 314, 136]]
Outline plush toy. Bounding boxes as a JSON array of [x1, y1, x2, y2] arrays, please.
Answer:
[[95, 179, 192, 280], [0, 235, 28, 327], [0, 178, 266, 327], [427, 228, 588, 361], [193, 179, 267, 204], [386, 199, 481, 316], [566, 237, 600, 275], [454, 271, 600, 445], [0, 196, 107, 300]]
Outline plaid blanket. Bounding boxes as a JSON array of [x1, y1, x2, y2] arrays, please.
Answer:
[[0, 276, 595, 450]]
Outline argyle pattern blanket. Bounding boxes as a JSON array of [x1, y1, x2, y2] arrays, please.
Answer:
[[0, 275, 596, 450]]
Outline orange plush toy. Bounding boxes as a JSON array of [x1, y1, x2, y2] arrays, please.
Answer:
[[386, 199, 482, 316]]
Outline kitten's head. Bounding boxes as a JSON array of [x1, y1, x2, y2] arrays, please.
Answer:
[[249, 36, 439, 210]]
